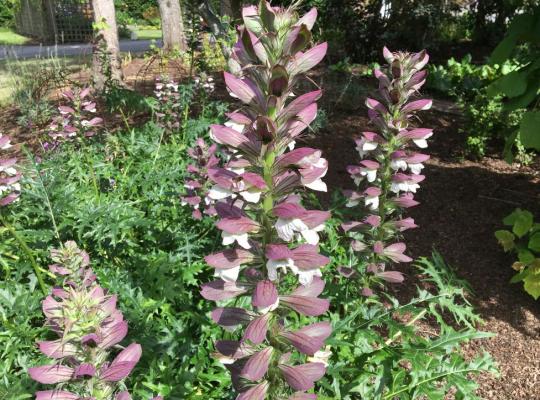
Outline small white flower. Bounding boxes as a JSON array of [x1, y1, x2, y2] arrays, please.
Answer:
[[390, 181, 420, 193], [222, 232, 251, 249], [266, 258, 320, 285], [225, 120, 244, 133], [240, 189, 261, 203], [390, 159, 408, 171], [408, 163, 424, 175], [294, 266, 322, 285], [267, 258, 295, 281], [305, 179, 327, 192], [365, 194, 379, 210], [216, 353, 236, 364], [214, 265, 240, 283], [413, 138, 429, 148], [355, 139, 377, 158], [360, 167, 377, 182], [297, 224, 324, 245], [208, 185, 234, 200], [0, 135, 13, 150], [307, 347, 332, 367], [275, 218, 309, 242], [0, 165, 17, 175]]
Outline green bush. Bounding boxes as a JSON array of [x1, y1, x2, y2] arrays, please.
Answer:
[[0, 118, 230, 398], [426, 55, 534, 162], [487, 6, 540, 158], [496, 209, 540, 299]]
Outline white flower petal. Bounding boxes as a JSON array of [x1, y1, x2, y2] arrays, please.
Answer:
[[240, 190, 261, 203], [408, 163, 424, 175], [296, 268, 322, 285], [390, 159, 407, 171], [305, 179, 327, 192], [225, 120, 244, 133], [275, 218, 297, 242], [301, 229, 320, 245], [288, 140, 296, 150], [208, 185, 233, 200], [365, 195, 379, 210], [412, 139, 428, 148], [215, 265, 241, 283]]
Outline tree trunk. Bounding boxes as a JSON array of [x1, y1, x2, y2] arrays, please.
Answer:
[[158, 0, 188, 52], [220, 0, 242, 20], [91, 0, 123, 91]]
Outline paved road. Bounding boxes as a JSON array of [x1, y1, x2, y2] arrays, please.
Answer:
[[0, 39, 163, 61]]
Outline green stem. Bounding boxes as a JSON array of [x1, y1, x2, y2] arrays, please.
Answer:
[[384, 308, 427, 346], [0, 213, 47, 294], [261, 149, 276, 275], [28, 146, 62, 244]]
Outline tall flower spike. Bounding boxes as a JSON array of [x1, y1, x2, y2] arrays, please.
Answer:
[[0, 133, 21, 206], [29, 242, 160, 400], [199, 3, 331, 398], [342, 48, 431, 294], [181, 138, 220, 219], [48, 87, 103, 143]]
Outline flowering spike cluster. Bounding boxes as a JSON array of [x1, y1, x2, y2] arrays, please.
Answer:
[[342, 48, 432, 295], [154, 78, 183, 132], [28, 241, 159, 400], [200, 3, 331, 398], [181, 138, 220, 219], [0, 132, 21, 206], [48, 87, 103, 143]]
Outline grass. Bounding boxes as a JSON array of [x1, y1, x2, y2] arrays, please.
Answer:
[[133, 28, 162, 40], [0, 56, 90, 105], [0, 27, 31, 45]]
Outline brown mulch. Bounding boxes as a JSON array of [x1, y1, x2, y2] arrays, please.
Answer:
[[311, 75, 540, 399]]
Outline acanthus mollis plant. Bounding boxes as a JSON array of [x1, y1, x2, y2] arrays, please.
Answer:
[[48, 87, 103, 143], [199, 2, 332, 399], [28, 241, 161, 400], [342, 48, 432, 294], [181, 138, 219, 220], [0, 132, 21, 206], [154, 77, 182, 133]]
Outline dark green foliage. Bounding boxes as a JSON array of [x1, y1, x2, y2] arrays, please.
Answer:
[[487, 6, 540, 155], [114, 0, 161, 27], [0, 106, 232, 398], [271, 0, 535, 63], [0, 0, 16, 27], [426, 55, 532, 162], [496, 208, 540, 299]]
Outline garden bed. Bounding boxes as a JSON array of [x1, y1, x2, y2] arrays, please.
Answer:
[[1, 61, 539, 399], [309, 75, 540, 399]]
